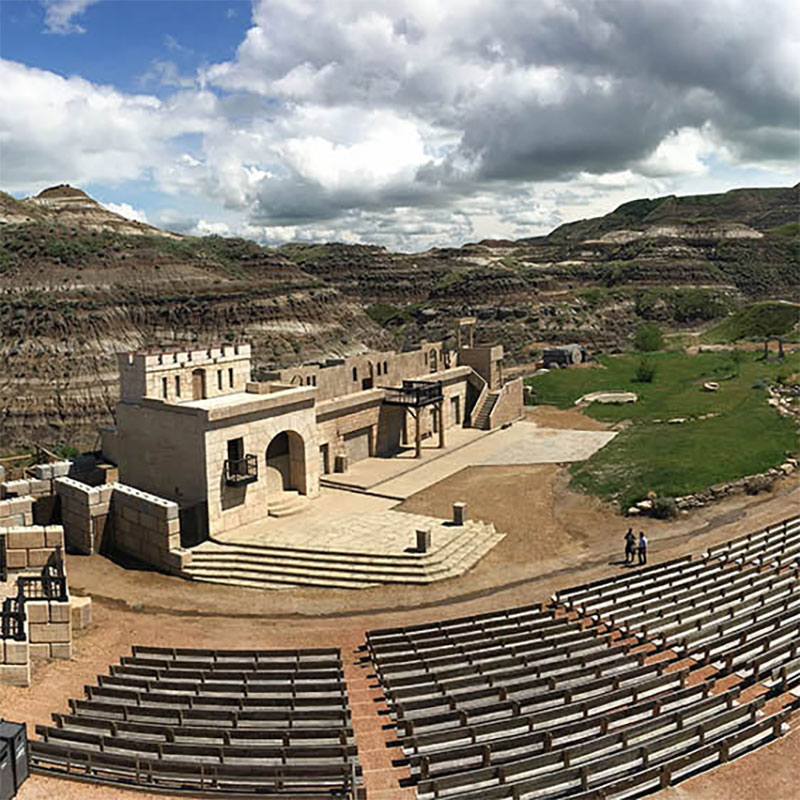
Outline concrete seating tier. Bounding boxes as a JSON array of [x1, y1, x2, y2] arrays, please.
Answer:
[[29, 647, 362, 797], [416, 704, 795, 800], [369, 518, 800, 798], [707, 515, 800, 567], [184, 519, 504, 590], [410, 684, 760, 792]]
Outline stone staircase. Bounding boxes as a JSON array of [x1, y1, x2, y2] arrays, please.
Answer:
[[182, 521, 504, 591], [471, 392, 499, 430], [267, 490, 309, 518]]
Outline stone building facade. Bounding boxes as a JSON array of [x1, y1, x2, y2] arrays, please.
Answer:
[[101, 327, 522, 540]]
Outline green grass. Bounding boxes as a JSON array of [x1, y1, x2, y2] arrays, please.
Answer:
[[526, 351, 799, 508], [702, 302, 800, 343]]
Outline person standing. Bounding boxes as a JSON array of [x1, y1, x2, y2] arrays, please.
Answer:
[[624, 528, 636, 565], [638, 532, 648, 565]]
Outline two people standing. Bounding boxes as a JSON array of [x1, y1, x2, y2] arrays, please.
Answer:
[[624, 528, 648, 565]]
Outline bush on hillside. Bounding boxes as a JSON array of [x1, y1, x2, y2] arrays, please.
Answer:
[[634, 323, 663, 352], [634, 359, 656, 383]]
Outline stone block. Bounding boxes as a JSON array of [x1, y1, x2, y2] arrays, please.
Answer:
[[0, 663, 30, 687], [6, 528, 45, 549], [2, 480, 30, 498], [29, 643, 51, 660], [52, 461, 72, 478], [28, 548, 54, 568], [4, 639, 29, 665], [27, 601, 49, 624], [45, 526, 65, 547], [29, 622, 70, 644], [50, 642, 72, 660], [71, 596, 92, 629], [49, 602, 71, 623], [33, 463, 54, 480], [28, 479, 51, 496], [5, 549, 27, 569]]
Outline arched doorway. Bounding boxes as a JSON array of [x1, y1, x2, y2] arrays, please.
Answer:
[[361, 362, 374, 390], [191, 368, 206, 400], [265, 431, 307, 494]]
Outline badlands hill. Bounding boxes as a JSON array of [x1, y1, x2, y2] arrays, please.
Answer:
[[1, 183, 798, 450]]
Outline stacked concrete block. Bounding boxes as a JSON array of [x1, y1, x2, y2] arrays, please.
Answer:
[[71, 595, 92, 630], [2, 526, 64, 570], [55, 477, 112, 554], [0, 639, 31, 687], [0, 495, 34, 528], [32, 461, 71, 480], [1, 479, 33, 500], [26, 600, 72, 660], [111, 484, 189, 573]]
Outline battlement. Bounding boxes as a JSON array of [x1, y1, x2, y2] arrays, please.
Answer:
[[119, 343, 252, 403]]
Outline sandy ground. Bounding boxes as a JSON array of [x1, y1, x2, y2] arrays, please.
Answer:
[[5, 406, 800, 800]]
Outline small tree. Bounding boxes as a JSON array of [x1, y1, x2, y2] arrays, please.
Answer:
[[634, 323, 663, 352], [635, 358, 656, 383]]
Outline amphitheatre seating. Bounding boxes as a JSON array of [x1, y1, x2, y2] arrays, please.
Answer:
[[369, 518, 800, 799], [707, 515, 800, 567], [29, 647, 363, 797]]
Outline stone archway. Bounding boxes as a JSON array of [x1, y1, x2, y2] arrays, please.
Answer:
[[265, 431, 307, 495], [191, 368, 206, 400]]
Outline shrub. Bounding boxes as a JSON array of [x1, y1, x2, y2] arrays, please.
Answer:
[[634, 323, 663, 352], [634, 359, 656, 383], [745, 474, 774, 495], [651, 497, 678, 519]]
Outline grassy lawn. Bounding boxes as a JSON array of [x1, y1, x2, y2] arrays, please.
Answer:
[[526, 350, 799, 509]]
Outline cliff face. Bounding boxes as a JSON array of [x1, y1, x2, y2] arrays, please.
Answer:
[[1, 184, 797, 451]]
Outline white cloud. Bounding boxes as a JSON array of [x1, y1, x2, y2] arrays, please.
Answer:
[[41, 0, 101, 35], [3, 1, 799, 250], [103, 202, 149, 224]]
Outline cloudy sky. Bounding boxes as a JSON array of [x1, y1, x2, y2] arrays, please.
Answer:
[[1, 0, 798, 250]]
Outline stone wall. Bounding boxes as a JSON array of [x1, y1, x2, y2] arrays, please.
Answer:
[[204, 397, 320, 536], [1, 525, 64, 570], [119, 343, 252, 403], [488, 378, 525, 428], [55, 478, 112, 554], [110, 484, 188, 573], [0, 638, 29, 686], [25, 599, 72, 660], [267, 340, 451, 402], [0, 495, 34, 528], [0, 524, 68, 686]]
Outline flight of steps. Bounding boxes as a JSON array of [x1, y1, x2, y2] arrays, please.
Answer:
[[267, 490, 308, 518], [182, 522, 504, 591], [471, 392, 499, 430]]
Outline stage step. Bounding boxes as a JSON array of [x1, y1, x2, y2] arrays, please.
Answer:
[[183, 522, 504, 591]]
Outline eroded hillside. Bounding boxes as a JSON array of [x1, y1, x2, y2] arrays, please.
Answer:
[[1, 184, 797, 450], [0, 188, 392, 450]]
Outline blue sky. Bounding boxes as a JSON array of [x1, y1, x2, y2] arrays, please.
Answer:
[[1, 0, 797, 250], [1, 1, 248, 94]]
